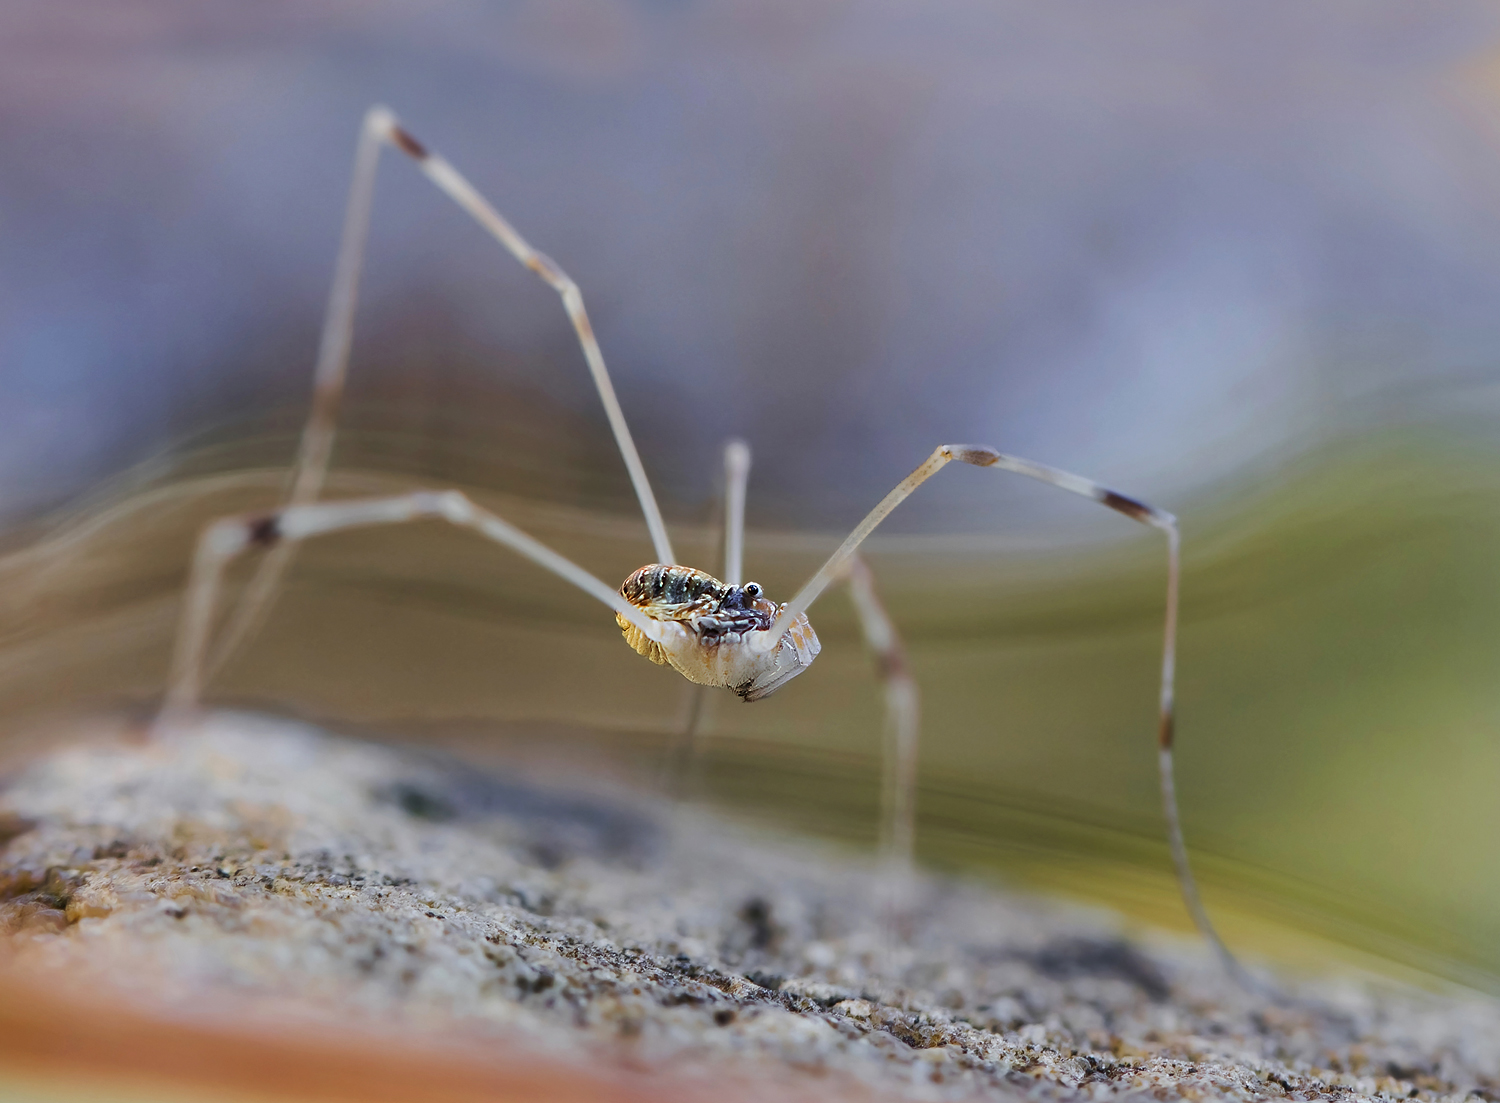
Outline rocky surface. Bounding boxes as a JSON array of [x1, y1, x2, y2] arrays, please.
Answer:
[[2, 713, 1497, 1101]]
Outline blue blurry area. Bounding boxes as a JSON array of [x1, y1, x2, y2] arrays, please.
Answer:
[[5, 2, 1500, 537]]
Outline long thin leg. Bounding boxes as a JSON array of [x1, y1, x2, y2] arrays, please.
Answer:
[[722, 439, 751, 586], [723, 440, 918, 867], [158, 490, 660, 731], [842, 556, 919, 870], [206, 104, 675, 678], [766, 444, 1253, 987], [200, 112, 387, 677], [679, 444, 921, 875], [718, 438, 919, 866], [665, 439, 751, 796], [844, 555, 920, 955]]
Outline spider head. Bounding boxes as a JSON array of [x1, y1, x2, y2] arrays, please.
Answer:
[[719, 581, 763, 611]]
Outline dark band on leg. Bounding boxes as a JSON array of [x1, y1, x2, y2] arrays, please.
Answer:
[[389, 125, 429, 161], [247, 515, 282, 547], [1101, 490, 1154, 524], [950, 445, 1002, 467]]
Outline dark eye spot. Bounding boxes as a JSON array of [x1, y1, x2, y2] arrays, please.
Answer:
[[744, 583, 762, 600]]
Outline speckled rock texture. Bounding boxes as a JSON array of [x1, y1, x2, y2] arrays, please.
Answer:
[[1, 713, 1497, 1102]]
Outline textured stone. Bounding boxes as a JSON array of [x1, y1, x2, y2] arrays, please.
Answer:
[[1, 712, 1497, 1102]]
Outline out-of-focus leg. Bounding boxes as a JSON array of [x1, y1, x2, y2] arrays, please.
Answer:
[[764, 443, 1253, 988], [158, 490, 657, 732], [841, 556, 919, 871], [206, 104, 676, 682]]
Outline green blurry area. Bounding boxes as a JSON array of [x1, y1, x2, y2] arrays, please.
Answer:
[[2, 424, 1498, 992]]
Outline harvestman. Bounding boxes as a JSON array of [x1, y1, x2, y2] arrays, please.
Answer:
[[157, 106, 1250, 986]]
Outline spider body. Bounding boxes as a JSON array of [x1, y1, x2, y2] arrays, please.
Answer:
[[616, 564, 820, 701]]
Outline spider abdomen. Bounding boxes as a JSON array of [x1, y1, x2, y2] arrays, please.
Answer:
[[616, 564, 820, 701], [620, 563, 726, 609]]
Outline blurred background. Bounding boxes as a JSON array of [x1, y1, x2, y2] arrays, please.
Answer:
[[4, 0, 1500, 991]]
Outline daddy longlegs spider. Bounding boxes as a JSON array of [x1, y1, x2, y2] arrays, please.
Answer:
[[156, 105, 1253, 989]]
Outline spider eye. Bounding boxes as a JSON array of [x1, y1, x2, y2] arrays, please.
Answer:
[[743, 582, 762, 600]]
